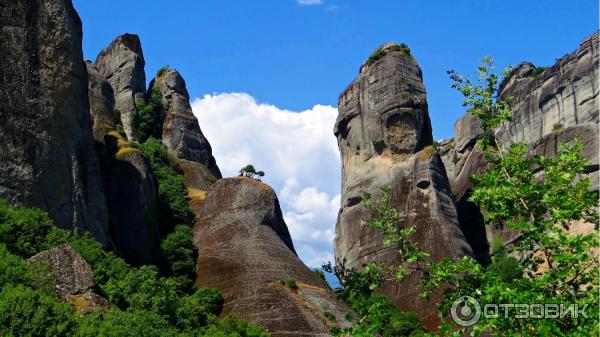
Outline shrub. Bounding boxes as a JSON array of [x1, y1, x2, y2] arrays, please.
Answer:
[[161, 225, 196, 276], [133, 85, 165, 143], [312, 269, 326, 281], [176, 288, 224, 330], [0, 285, 77, 337], [0, 244, 29, 286], [553, 122, 563, 131], [76, 309, 179, 337], [157, 65, 170, 77], [280, 278, 298, 291], [200, 315, 270, 337], [0, 199, 53, 257], [529, 66, 547, 77], [365, 43, 411, 67]]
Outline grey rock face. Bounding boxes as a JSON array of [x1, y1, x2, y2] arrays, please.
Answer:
[[85, 61, 115, 143], [0, 0, 109, 242], [441, 32, 599, 262], [334, 43, 472, 328], [28, 244, 94, 299], [95, 33, 146, 141], [194, 177, 352, 337], [102, 132, 162, 266], [151, 69, 222, 179]]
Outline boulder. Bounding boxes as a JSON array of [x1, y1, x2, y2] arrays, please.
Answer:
[[69, 291, 111, 316], [334, 42, 472, 328], [0, 0, 109, 242], [28, 244, 93, 299], [95, 33, 146, 141], [194, 177, 352, 337]]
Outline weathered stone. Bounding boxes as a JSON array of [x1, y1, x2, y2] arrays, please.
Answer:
[[69, 291, 111, 316], [0, 0, 109, 242], [454, 112, 485, 153], [443, 32, 599, 261], [334, 42, 472, 328], [194, 177, 352, 337], [102, 132, 162, 265], [85, 61, 115, 143], [28, 244, 93, 299], [151, 69, 222, 179], [496, 32, 599, 147], [95, 33, 146, 141]]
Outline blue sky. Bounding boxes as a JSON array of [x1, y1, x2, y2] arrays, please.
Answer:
[[73, 0, 598, 269]]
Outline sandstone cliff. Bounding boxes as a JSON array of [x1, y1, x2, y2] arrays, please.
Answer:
[[0, 0, 109, 242], [440, 31, 599, 261], [194, 177, 352, 337], [334, 42, 473, 327], [95, 34, 146, 141]]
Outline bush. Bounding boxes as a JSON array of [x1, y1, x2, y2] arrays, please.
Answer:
[[162, 225, 196, 276], [312, 269, 326, 281], [0, 199, 53, 257], [76, 309, 179, 337], [133, 85, 165, 143], [200, 315, 270, 337], [0, 244, 29, 286], [0, 285, 77, 337], [176, 288, 223, 330], [280, 278, 298, 291], [529, 66, 547, 77]]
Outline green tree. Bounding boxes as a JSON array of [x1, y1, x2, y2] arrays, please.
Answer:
[[161, 224, 197, 277], [358, 57, 599, 336], [175, 288, 223, 330], [0, 199, 54, 257]]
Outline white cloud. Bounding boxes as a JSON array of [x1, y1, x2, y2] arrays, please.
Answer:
[[297, 0, 323, 5], [191, 93, 340, 268]]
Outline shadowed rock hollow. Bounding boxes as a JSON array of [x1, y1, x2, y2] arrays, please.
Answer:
[[0, 0, 109, 242], [194, 177, 352, 337], [334, 42, 473, 328]]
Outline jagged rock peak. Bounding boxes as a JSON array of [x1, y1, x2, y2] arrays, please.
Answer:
[[334, 42, 472, 328], [0, 0, 109, 242], [94, 33, 146, 141], [85, 61, 115, 143], [194, 177, 352, 336], [151, 68, 222, 179], [359, 41, 413, 73]]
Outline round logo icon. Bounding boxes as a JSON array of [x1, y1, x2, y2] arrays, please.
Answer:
[[451, 296, 481, 327]]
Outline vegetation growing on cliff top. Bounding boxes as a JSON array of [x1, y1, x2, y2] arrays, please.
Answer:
[[365, 43, 411, 67], [0, 200, 269, 336]]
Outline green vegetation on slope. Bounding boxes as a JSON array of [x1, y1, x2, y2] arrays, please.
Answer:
[[0, 200, 269, 336]]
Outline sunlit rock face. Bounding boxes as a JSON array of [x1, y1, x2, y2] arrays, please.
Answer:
[[334, 42, 473, 328], [0, 0, 109, 242], [440, 32, 599, 261], [194, 177, 352, 337], [94, 33, 146, 141]]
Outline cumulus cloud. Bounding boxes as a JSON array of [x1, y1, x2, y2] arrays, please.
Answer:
[[297, 0, 323, 5], [191, 93, 340, 267]]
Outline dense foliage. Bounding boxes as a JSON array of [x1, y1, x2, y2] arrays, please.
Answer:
[[133, 82, 165, 143], [347, 57, 599, 336], [0, 200, 269, 336]]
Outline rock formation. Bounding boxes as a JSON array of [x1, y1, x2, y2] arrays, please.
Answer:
[[194, 177, 352, 337], [85, 61, 116, 143], [102, 132, 162, 265], [440, 31, 599, 261], [334, 42, 473, 327], [95, 34, 146, 141], [151, 69, 222, 179], [28, 244, 94, 298], [0, 0, 109, 242]]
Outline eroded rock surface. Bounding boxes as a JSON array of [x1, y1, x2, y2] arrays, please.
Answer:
[[151, 69, 222, 179], [334, 42, 472, 328], [194, 177, 351, 337], [0, 0, 109, 242], [440, 31, 599, 261], [28, 244, 94, 299], [102, 132, 162, 266], [85, 61, 116, 143], [95, 33, 146, 141]]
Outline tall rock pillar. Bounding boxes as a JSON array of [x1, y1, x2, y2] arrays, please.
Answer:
[[334, 42, 472, 327]]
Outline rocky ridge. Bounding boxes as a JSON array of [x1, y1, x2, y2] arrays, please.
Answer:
[[440, 31, 599, 261]]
